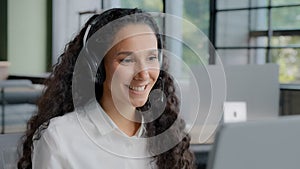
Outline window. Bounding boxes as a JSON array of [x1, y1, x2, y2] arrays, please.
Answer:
[[213, 0, 300, 84], [119, 0, 163, 12], [182, 0, 210, 66]]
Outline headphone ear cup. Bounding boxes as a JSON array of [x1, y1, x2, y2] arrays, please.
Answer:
[[159, 50, 163, 68], [95, 60, 105, 101], [96, 61, 106, 84]]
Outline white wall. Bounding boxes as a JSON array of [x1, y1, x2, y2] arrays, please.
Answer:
[[52, 0, 102, 64], [8, 0, 47, 75]]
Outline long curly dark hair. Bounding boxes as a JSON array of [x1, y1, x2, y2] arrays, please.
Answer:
[[18, 8, 195, 169]]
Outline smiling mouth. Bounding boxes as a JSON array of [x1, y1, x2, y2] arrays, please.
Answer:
[[128, 85, 147, 92]]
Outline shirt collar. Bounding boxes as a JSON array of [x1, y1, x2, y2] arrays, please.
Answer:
[[83, 100, 146, 137]]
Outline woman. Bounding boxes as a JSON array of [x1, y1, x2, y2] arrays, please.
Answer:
[[18, 8, 195, 169]]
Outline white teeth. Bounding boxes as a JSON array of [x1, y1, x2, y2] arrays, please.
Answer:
[[129, 85, 146, 91]]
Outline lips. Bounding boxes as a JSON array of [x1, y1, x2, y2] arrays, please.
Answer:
[[128, 85, 147, 92]]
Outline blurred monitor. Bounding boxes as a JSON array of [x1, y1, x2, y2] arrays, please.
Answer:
[[186, 63, 279, 144], [206, 115, 300, 169]]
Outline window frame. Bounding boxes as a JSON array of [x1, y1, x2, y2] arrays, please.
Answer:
[[210, 0, 300, 85]]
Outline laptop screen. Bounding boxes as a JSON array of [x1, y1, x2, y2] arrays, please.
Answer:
[[206, 115, 300, 169]]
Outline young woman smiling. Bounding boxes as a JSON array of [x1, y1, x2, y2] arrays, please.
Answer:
[[18, 8, 195, 169]]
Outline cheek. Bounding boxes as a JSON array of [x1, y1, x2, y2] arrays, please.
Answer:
[[150, 69, 160, 83], [149, 63, 160, 81], [111, 66, 135, 84]]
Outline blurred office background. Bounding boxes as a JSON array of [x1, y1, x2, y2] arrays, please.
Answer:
[[1, 0, 300, 168]]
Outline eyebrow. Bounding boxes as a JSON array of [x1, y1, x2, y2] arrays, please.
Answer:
[[116, 51, 133, 57], [116, 49, 158, 57]]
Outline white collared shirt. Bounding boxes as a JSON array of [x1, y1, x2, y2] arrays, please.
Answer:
[[32, 101, 155, 169]]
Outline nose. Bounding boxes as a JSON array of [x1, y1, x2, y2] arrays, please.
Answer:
[[134, 59, 151, 80], [134, 69, 150, 81]]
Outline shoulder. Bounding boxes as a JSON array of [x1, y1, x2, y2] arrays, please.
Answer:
[[31, 114, 77, 168], [46, 111, 82, 137], [48, 111, 78, 129], [34, 111, 79, 140]]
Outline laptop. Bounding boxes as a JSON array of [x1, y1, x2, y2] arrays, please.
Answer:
[[206, 115, 300, 169]]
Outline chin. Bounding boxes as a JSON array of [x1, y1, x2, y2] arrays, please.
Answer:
[[130, 99, 148, 108]]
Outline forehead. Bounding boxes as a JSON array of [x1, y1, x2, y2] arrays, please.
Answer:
[[112, 24, 158, 52]]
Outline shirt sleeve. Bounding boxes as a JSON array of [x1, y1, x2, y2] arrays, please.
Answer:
[[32, 128, 66, 169]]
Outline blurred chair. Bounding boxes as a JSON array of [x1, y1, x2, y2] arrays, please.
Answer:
[[0, 133, 23, 169], [0, 80, 42, 134]]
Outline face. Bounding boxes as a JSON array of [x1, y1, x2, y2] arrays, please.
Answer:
[[102, 24, 160, 109]]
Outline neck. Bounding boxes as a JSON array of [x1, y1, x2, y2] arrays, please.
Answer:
[[100, 91, 141, 136]]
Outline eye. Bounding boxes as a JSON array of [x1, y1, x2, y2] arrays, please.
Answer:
[[146, 54, 158, 62], [120, 57, 135, 65]]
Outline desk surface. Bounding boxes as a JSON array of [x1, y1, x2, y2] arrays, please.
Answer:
[[280, 84, 300, 90], [0, 80, 32, 88], [190, 144, 212, 153]]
